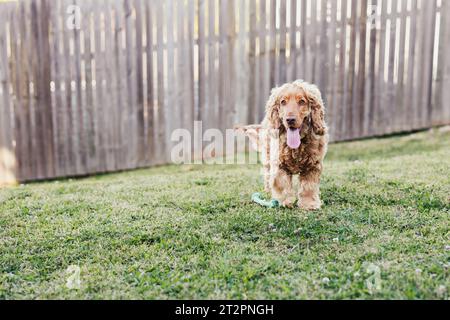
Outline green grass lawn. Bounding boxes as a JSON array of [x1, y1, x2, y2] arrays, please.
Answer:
[[0, 129, 449, 299]]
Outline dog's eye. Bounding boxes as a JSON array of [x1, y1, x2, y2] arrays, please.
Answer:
[[280, 99, 287, 106], [298, 99, 306, 105]]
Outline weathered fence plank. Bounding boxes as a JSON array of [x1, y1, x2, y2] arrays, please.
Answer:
[[337, 0, 348, 141], [93, 1, 107, 172], [386, 0, 397, 134], [412, 0, 425, 129], [355, 0, 367, 138], [421, 0, 437, 128], [144, 0, 155, 164], [287, 0, 297, 82], [346, 0, 357, 140], [206, 0, 217, 129], [436, 0, 450, 124], [50, 0, 66, 177], [247, 0, 257, 125], [395, 0, 408, 132], [326, 0, 338, 139], [367, 0, 378, 136], [0, 5, 16, 184], [82, 1, 97, 172], [10, 3, 27, 181], [155, 0, 167, 162], [278, 0, 287, 85], [269, 0, 277, 88], [405, 0, 418, 133], [102, 0, 117, 171], [259, 0, 270, 119], [134, 0, 146, 167]]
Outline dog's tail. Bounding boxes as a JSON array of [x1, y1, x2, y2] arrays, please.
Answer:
[[234, 124, 264, 152]]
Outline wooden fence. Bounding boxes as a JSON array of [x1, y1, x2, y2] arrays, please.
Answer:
[[0, 0, 449, 183]]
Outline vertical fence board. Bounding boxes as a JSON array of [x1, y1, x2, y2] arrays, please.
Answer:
[[326, 0, 338, 139], [269, 0, 276, 88], [421, 0, 437, 127], [226, 0, 236, 129], [317, 0, 328, 90], [155, 0, 166, 162], [235, 0, 246, 124], [395, 0, 408, 132], [355, 1, 367, 138], [405, 0, 418, 132], [106, 1, 116, 170], [144, 0, 155, 164], [74, 0, 88, 174], [0, 6, 16, 184], [188, 0, 196, 136], [376, 0, 387, 136], [104, 0, 118, 171], [260, 0, 270, 118], [436, 0, 450, 123], [306, 0, 316, 83], [166, 0, 178, 160], [288, 0, 297, 82], [123, 0, 136, 168], [197, 0, 206, 125], [337, 0, 348, 141], [258, 0, 266, 121], [40, 0, 56, 178], [83, 1, 97, 172], [116, 0, 128, 168], [218, 0, 228, 132], [207, 0, 217, 129], [134, 0, 146, 167], [93, 1, 107, 172], [278, 0, 287, 84], [60, 0, 74, 175], [247, 0, 257, 124], [29, 0, 43, 178], [23, 1, 37, 179], [299, 0, 306, 78], [9, 4, 27, 181], [346, 0, 357, 139], [367, 0, 378, 136], [50, 0, 67, 176], [386, 0, 396, 134], [412, 0, 425, 129]]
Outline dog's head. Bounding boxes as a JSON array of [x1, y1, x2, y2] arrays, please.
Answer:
[[265, 80, 326, 148]]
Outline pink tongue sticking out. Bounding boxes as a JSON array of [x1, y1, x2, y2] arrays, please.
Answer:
[[287, 128, 301, 149]]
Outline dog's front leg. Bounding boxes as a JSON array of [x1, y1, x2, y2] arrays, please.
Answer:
[[298, 170, 321, 210], [270, 169, 295, 208]]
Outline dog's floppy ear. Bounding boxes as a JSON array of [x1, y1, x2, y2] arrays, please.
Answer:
[[265, 86, 282, 129], [304, 83, 326, 136]]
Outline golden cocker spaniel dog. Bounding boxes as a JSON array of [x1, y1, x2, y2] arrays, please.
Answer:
[[237, 80, 328, 210]]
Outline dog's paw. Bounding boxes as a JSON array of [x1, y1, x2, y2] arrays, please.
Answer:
[[281, 196, 296, 208], [281, 199, 295, 208], [298, 198, 321, 211]]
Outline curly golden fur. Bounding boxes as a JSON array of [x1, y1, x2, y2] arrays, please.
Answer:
[[238, 80, 328, 210]]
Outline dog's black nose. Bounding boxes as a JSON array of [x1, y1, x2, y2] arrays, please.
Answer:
[[286, 117, 296, 126]]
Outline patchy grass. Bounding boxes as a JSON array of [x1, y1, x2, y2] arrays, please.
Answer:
[[0, 129, 449, 299]]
